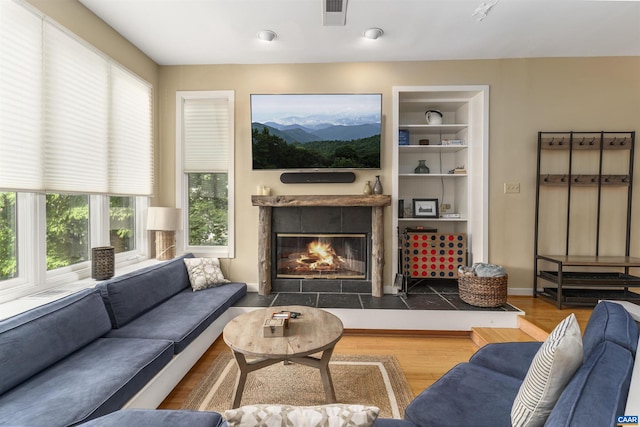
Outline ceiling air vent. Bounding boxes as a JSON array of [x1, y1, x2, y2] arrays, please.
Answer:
[[323, 0, 347, 26]]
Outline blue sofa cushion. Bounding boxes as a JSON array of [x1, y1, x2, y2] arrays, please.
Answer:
[[0, 337, 174, 427], [544, 341, 634, 427], [0, 288, 112, 395], [96, 254, 194, 328], [469, 341, 542, 380], [404, 363, 522, 427], [373, 419, 417, 427], [77, 409, 225, 427], [582, 301, 639, 357], [106, 282, 247, 353]]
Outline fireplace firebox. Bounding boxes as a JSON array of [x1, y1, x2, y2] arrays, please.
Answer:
[[276, 233, 367, 279]]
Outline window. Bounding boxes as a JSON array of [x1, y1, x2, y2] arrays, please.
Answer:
[[188, 173, 228, 246], [46, 194, 89, 270], [110, 196, 135, 253], [176, 91, 235, 257], [0, 1, 152, 302], [0, 192, 17, 281]]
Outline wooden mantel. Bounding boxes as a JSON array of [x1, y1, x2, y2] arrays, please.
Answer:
[[251, 194, 392, 207], [251, 195, 392, 297]]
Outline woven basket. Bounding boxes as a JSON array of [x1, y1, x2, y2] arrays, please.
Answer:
[[458, 274, 508, 307], [91, 246, 115, 280]]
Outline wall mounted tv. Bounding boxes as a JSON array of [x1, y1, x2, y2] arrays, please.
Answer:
[[251, 94, 382, 170]]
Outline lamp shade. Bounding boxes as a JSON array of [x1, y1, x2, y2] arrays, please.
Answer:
[[147, 207, 182, 231]]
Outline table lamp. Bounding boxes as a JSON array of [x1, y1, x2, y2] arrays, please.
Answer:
[[147, 207, 182, 260]]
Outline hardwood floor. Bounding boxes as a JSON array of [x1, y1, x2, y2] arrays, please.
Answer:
[[158, 296, 593, 409]]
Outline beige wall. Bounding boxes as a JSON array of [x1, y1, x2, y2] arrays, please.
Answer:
[[159, 58, 640, 293]]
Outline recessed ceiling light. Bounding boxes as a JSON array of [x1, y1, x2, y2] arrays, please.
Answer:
[[363, 28, 383, 40], [257, 30, 277, 42]]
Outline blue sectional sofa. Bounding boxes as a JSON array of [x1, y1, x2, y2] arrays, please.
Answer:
[[0, 254, 246, 427], [375, 300, 639, 427]]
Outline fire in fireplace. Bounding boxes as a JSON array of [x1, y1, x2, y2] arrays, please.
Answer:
[[276, 233, 367, 279]]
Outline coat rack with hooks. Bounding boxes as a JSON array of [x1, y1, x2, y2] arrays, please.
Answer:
[[534, 130, 640, 308]]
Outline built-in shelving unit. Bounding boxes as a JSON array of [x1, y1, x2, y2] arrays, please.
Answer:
[[391, 86, 489, 285]]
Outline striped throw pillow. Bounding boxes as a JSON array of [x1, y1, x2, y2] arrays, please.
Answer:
[[511, 313, 583, 427]]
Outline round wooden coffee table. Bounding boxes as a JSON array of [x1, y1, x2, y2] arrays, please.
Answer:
[[223, 305, 344, 408]]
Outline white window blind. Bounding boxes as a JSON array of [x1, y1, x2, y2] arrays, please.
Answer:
[[183, 98, 230, 173], [43, 21, 109, 194], [110, 65, 153, 196], [0, 1, 153, 196], [0, 1, 43, 191]]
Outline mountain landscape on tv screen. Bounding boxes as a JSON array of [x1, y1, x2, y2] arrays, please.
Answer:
[[251, 109, 381, 170]]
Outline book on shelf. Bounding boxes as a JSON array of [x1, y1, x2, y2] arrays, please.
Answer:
[[404, 226, 438, 233], [441, 139, 465, 146]]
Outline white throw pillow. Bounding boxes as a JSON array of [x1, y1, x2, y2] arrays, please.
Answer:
[[224, 404, 380, 427], [184, 257, 230, 291], [511, 313, 583, 427]]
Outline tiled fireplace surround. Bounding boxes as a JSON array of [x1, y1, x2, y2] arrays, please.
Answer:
[[251, 195, 391, 297], [271, 206, 373, 294]]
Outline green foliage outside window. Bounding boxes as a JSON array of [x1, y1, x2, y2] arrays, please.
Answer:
[[46, 194, 90, 270], [0, 193, 137, 281], [0, 192, 17, 281], [188, 173, 228, 246], [109, 196, 135, 253]]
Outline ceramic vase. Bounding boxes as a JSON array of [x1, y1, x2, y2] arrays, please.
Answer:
[[373, 175, 383, 194], [363, 181, 372, 195], [414, 160, 430, 174]]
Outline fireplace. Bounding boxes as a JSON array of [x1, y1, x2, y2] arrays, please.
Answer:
[[251, 195, 391, 296], [276, 233, 367, 279]]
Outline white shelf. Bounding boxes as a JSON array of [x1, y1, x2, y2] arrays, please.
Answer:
[[399, 217, 468, 222], [399, 145, 468, 152], [399, 124, 468, 132], [399, 173, 467, 178]]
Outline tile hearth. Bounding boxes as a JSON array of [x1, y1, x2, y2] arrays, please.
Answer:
[[234, 279, 519, 312]]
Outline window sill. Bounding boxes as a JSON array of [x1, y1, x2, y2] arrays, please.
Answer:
[[0, 258, 161, 321]]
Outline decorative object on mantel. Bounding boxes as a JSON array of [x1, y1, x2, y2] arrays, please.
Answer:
[[91, 246, 115, 280], [414, 160, 430, 174], [256, 185, 271, 196], [373, 175, 383, 194], [363, 180, 372, 195], [147, 207, 182, 260]]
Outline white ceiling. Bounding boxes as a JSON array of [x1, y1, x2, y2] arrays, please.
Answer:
[[78, 0, 640, 66]]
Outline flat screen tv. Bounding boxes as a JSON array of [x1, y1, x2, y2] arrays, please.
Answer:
[[251, 94, 381, 170]]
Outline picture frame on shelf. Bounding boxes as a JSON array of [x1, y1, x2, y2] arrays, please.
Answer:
[[413, 198, 439, 218]]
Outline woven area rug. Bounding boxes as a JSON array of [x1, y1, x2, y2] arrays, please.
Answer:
[[181, 353, 414, 419]]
